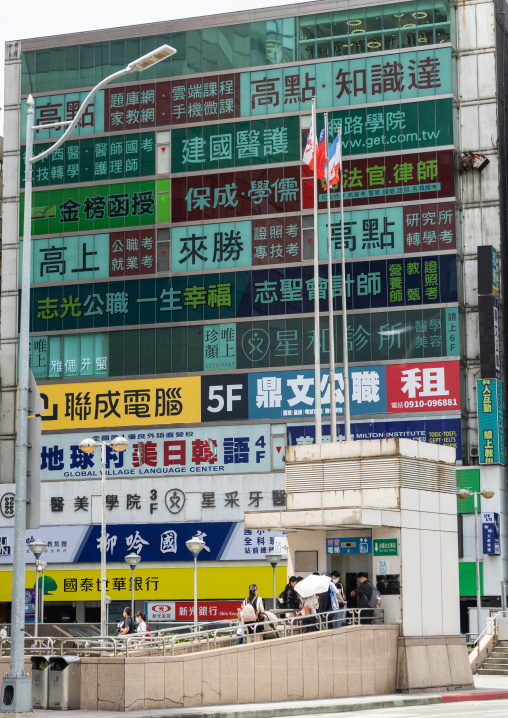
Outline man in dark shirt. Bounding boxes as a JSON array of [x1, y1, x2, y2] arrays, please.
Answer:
[[118, 606, 135, 636], [350, 572, 374, 624]]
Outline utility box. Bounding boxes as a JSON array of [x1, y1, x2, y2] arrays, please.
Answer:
[[31, 656, 51, 709], [48, 656, 81, 710]]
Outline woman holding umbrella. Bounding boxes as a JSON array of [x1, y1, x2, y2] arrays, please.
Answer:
[[296, 572, 330, 632]]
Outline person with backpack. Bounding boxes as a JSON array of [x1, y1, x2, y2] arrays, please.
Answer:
[[277, 576, 301, 614], [117, 606, 137, 636], [349, 572, 377, 624], [241, 584, 264, 642]]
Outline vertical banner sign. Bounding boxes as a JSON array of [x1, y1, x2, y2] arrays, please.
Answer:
[[477, 379, 505, 464], [482, 513, 501, 555]]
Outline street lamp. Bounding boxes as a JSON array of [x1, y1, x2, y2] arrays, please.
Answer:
[[80, 437, 129, 636], [124, 553, 141, 619], [39, 561, 47, 624], [186, 536, 206, 632], [105, 595, 112, 632], [5, 43, 176, 712], [265, 552, 283, 610], [457, 487, 495, 639], [28, 540, 47, 642]]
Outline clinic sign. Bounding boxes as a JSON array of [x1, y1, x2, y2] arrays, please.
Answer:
[[326, 537, 372, 555], [477, 379, 505, 464]]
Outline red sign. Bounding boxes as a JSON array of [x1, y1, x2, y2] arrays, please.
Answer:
[[172, 166, 301, 223], [174, 601, 240, 621], [404, 202, 456, 253], [252, 216, 302, 265], [109, 230, 156, 277], [302, 150, 456, 209], [104, 84, 157, 132], [386, 361, 460, 413]]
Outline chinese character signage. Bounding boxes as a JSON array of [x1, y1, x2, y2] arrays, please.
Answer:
[[326, 537, 372, 555], [403, 203, 456, 253], [373, 539, 398, 556], [39, 424, 276, 478], [30, 255, 458, 332], [172, 221, 252, 271], [39, 377, 200, 431], [287, 417, 462, 461], [242, 48, 453, 115], [482, 513, 501, 555], [20, 180, 158, 236], [477, 379, 505, 464], [328, 98, 453, 156], [21, 133, 155, 187], [171, 116, 300, 172], [248, 361, 460, 420], [29, 333, 108, 380], [0, 522, 285, 565], [21, 91, 104, 141], [303, 150, 455, 209], [146, 600, 240, 622]]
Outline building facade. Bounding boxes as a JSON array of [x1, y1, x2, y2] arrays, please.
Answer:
[[0, 0, 506, 628]]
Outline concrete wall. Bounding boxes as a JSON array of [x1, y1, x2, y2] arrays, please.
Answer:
[[80, 625, 398, 711]]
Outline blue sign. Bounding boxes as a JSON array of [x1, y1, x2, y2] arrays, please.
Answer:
[[326, 537, 372, 555], [482, 513, 501, 555], [477, 379, 504, 464], [287, 417, 462, 461]]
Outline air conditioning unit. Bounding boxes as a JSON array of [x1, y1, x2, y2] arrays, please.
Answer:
[[469, 445, 479, 459]]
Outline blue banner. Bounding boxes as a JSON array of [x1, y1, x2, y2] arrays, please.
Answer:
[[482, 513, 500, 555]]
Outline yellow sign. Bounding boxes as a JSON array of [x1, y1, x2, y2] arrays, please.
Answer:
[[0, 566, 286, 602], [39, 377, 200, 431]]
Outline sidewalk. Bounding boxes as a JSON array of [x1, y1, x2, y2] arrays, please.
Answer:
[[34, 674, 508, 718]]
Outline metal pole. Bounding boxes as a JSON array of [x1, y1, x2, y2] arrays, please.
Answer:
[[324, 112, 336, 442], [272, 564, 276, 611], [101, 442, 107, 636], [193, 555, 198, 633], [41, 567, 45, 624], [6, 96, 35, 692], [131, 565, 135, 619], [312, 97, 322, 443], [33, 562, 39, 640], [475, 492, 481, 639], [339, 124, 351, 441]]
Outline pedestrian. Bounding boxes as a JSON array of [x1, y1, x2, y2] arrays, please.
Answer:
[[0, 626, 7, 640], [277, 576, 301, 614], [298, 573, 319, 633], [350, 572, 375, 624], [317, 572, 334, 629], [137, 612, 148, 634], [242, 584, 264, 641], [117, 606, 136, 636], [331, 571, 347, 628]]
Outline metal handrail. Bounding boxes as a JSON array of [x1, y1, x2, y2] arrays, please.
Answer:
[[472, 609, 508, 648]]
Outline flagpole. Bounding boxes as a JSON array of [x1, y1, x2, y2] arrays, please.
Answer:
[[324, 112, 336, 443], [312, 97, 322, 444], [339, 124, 351, 441]]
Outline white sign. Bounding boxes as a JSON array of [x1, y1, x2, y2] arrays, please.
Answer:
[[377, 560, 390, 575], [146, 601, 175, 621]]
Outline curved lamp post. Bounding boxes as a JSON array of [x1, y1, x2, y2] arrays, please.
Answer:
[[457, 487, 495, 639], [28, 539, 47, 642], [6, 44, 176, 712], [186, 536, 206, 632]]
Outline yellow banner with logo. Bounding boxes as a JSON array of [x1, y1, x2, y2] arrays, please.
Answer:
[[0, 566, 285, 602], [39, 376, 200, 431]]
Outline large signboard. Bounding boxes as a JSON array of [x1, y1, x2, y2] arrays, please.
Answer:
[[29, 333, 109, 380], [303, 150, 455, 210], [477, 378, 505, 464], [0, 522, 285, 565], [248, 362, 460, 420], [20, 180, 158, 236], [287, 416, 462, 461], [147, 600, 240, 622], [39, 377, 200, 431], [39, 424, 281, 479], [30, 254, 457, 332], [20, 91, 105, 141], [0, 473, 286, 524], [21, 133, 155, 187]]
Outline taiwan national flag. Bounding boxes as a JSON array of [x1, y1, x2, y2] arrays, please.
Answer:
[[327, 133, 342, 188], [303, 123, 326, 180], [302, 120, 315, 168]]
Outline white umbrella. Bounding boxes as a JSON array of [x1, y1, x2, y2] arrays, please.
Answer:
[[295, 574, 331, 598]]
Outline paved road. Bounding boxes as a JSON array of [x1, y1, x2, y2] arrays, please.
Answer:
[[298, 701, 508, 717]]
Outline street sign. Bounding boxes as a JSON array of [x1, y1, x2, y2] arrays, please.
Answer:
[[373, 539, 398, 556]]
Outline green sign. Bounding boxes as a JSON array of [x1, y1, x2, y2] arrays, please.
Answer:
[[29, 333, 109, 380], [373, 539, 398, 556], [21, 91, 105, 142], [477, 379, 505, 464], [459, 561, 484, 597], [21, 234, 110, 283], [21, 132, 155, 187], [456, 468, 480, 514], [328, 98, 453, 156], [241, 47, 453, 115], [171, 116, 300, 173], [20, 180, 160, 235]]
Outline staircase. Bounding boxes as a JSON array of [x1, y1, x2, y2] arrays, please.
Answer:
[[477, 641, 508, 675]]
